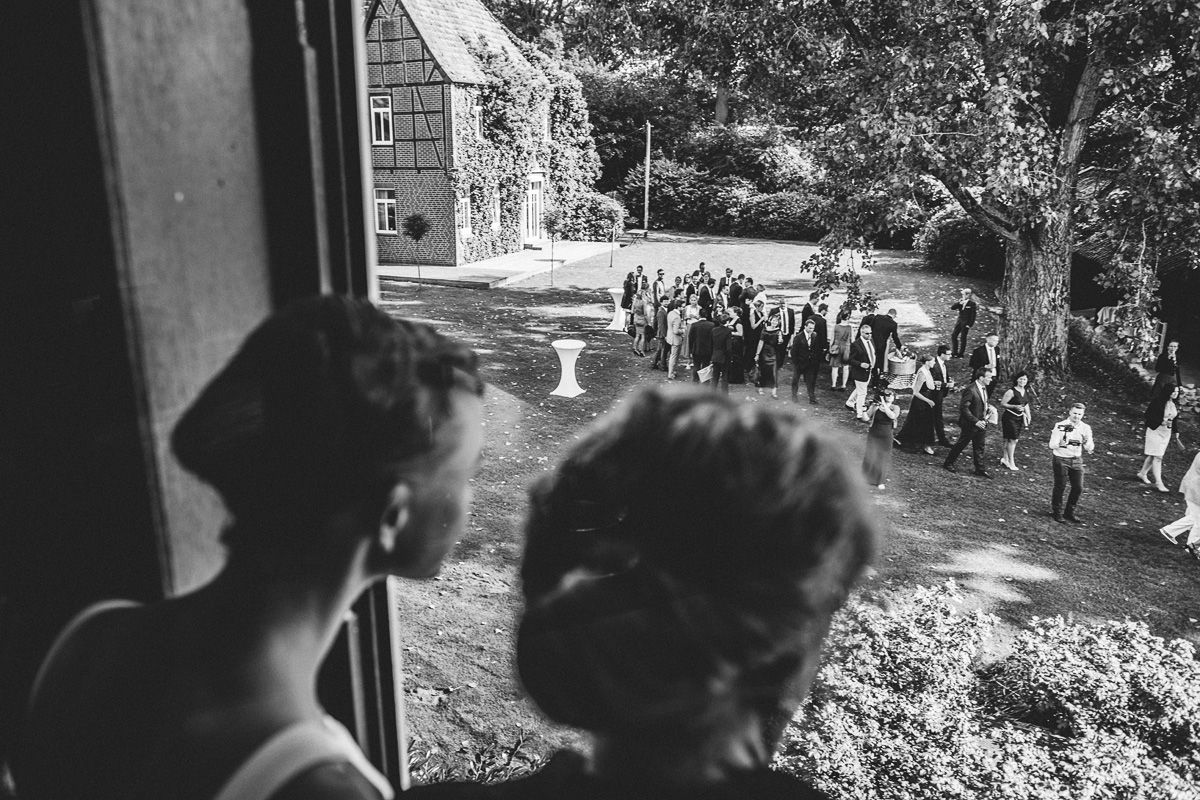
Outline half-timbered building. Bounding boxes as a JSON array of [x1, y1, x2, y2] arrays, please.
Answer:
[[365, 0, 547, 266]]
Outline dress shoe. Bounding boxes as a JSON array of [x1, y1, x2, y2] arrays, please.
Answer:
[[973, 469, 992, 478], [1064, 511, 1081, 523], [943, 463, 957, 473], [1052, 511, 1063, 523], [1185, 543, 1200, 560], [1136, 472, 1151, 485]]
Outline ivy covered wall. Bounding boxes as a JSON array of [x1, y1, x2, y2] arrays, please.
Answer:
[[452, 37, 621, 264]]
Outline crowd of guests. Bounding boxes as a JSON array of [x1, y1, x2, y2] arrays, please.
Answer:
[[14, 296, 873, 800], [622, 270, 1197, 540]]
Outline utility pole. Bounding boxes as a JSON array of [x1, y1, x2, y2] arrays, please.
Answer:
[[643, 121, 651, 231]]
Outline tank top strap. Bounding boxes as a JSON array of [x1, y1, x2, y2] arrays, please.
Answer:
[[212, 717, 394, 800], [29, 599, 141, 708]]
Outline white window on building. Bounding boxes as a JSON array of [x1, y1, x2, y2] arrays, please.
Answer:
[[458, 191, 473, 239], [374, 188, 396, 233], [543, 107, 551, 141], [472, 105, 483, 138], [370, 95, 393, 145], [491, 187, 501, 231]]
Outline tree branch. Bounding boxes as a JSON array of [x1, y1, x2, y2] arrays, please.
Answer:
[[1057, 47, 1106, 199], [933, 171, 1020, 242]]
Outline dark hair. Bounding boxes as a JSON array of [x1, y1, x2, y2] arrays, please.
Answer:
[[172, 295, 482, 551], [818, 303, 828, 314], [972, 365, 994, 381], [1145, 381, 1178, 430], [1010, 370, 1028, 387], [917, 353, 934, 366], [517, 386, 876, 737], [836, 308, 851, 324], [937, 344, 951, 356]]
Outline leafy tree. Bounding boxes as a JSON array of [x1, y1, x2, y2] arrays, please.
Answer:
[[787, 0, 1200, 377], [402, 212, 431, 291]]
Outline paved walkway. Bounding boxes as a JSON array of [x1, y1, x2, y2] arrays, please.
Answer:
[[373, 240, 617, 290]]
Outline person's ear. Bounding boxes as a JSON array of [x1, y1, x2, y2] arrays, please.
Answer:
[[377, 483, 413, 554]]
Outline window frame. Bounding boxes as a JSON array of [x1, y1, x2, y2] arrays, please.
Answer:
[[373, 188, 397, 234], [370, 94, 393, 145], [458, 190, 473, 239]]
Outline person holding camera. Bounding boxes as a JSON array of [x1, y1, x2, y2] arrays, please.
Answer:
[[863, 383, 900, 489], [1049, 402, 1096, 523]]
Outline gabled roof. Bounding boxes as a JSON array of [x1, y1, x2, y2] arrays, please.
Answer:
[[379, 0, 528, 85]]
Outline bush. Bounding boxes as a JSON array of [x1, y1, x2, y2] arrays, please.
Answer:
[[778, 582, 1199, 799], [620, 157, 755, 233], [558, 190, 626, 241], [674, 125, 818, 193], [738, 191, 829, 241], [915, 206, 1005, 279]]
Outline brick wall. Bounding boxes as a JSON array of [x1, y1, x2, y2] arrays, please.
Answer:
[[373, 170, 457, 265]]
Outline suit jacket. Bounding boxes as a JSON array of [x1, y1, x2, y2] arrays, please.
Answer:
[[728, 283, 743, 310], [655, 306, 669, 338], [849, 337, 877, 383], [789, 329, 823, 369], [689, 319, 715, 362], [957, 382, 991, 428], [951, 299, 977, 327], [810, 315, 829, 354], [697, 283, 715, 312], [710, 324, 732, 364], [1154, 352, 1181, 386], [969, 344, 1000, 374], [771, 307, 797, 347], [870, 315, 902, 367], [665, 309, 684, 346], [801, 303, 815, 325], [930, 358, 952, 400]]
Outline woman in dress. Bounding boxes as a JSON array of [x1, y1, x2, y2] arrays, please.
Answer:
[[679, 293, 701, 364], [896, 354, 938, 455], [744, 297, 766, 382], [726, 309, 746, 386], [621, 271, 636, 325], [755, 310, 781, 398], [16, 296, 484, 800], [1137, 381, 1184, 492], [1159, 450, 1200, 559], [631, 288, 650, 357], [863, 384, 900, 489], [829, 308, 854, 389], [411, 385, 876, 800], [998, 371, 1031, 470]]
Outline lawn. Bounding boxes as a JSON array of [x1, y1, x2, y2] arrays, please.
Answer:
[[376, 232, 1200, 770]]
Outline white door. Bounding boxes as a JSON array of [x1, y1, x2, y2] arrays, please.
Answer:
[[524, 174, 544, 240]]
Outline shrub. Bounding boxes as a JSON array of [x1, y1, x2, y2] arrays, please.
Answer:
[[915, 206, 1005, 279], [778, 582, 1200, 799], [558, 190, 626, 241], [674, 125, 818, 193], [739, 191, 829, 241], [620, 157, 754, 233]]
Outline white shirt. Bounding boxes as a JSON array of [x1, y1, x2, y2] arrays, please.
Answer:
[[985, 345, 997, 369], [1049, 418, 1094, 458]]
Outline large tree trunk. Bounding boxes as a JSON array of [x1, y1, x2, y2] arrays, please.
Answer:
[[1000, 217, 1072, 380]]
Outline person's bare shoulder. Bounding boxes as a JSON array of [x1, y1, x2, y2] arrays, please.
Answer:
[[273, 762, 388, 800]]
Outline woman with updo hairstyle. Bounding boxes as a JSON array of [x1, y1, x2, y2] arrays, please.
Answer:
[[414, 384, 876, 800], [17, 296, 484, 800]]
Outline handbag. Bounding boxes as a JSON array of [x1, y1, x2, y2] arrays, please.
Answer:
[[697, 364, 713, 383]]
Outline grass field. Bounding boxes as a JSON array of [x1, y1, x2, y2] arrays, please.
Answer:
[[377, 232, 1200, 770]]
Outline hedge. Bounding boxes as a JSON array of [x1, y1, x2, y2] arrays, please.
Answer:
[[914, 205, 1005, 279]]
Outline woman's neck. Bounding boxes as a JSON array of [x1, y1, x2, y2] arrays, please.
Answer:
[[590, 713, 770, 787]]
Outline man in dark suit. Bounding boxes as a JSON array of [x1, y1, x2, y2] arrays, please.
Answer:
[[800, 290, 819, 326], [1154, 340, 1182, 389], [790, 317, 824, 404], [929, 345, 955, 446], [870, 308, 903, 371], [710, 311, 733, 392], [845, 322, 877, 420], [688, 311, 715, 383], [943, 366, 996, 477], [969, 333, 1002, 396], [811, 303, 830, 353], [950, 288, 977, 357], [770, 297, 796, 372], [727, 275, 744, 311]]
